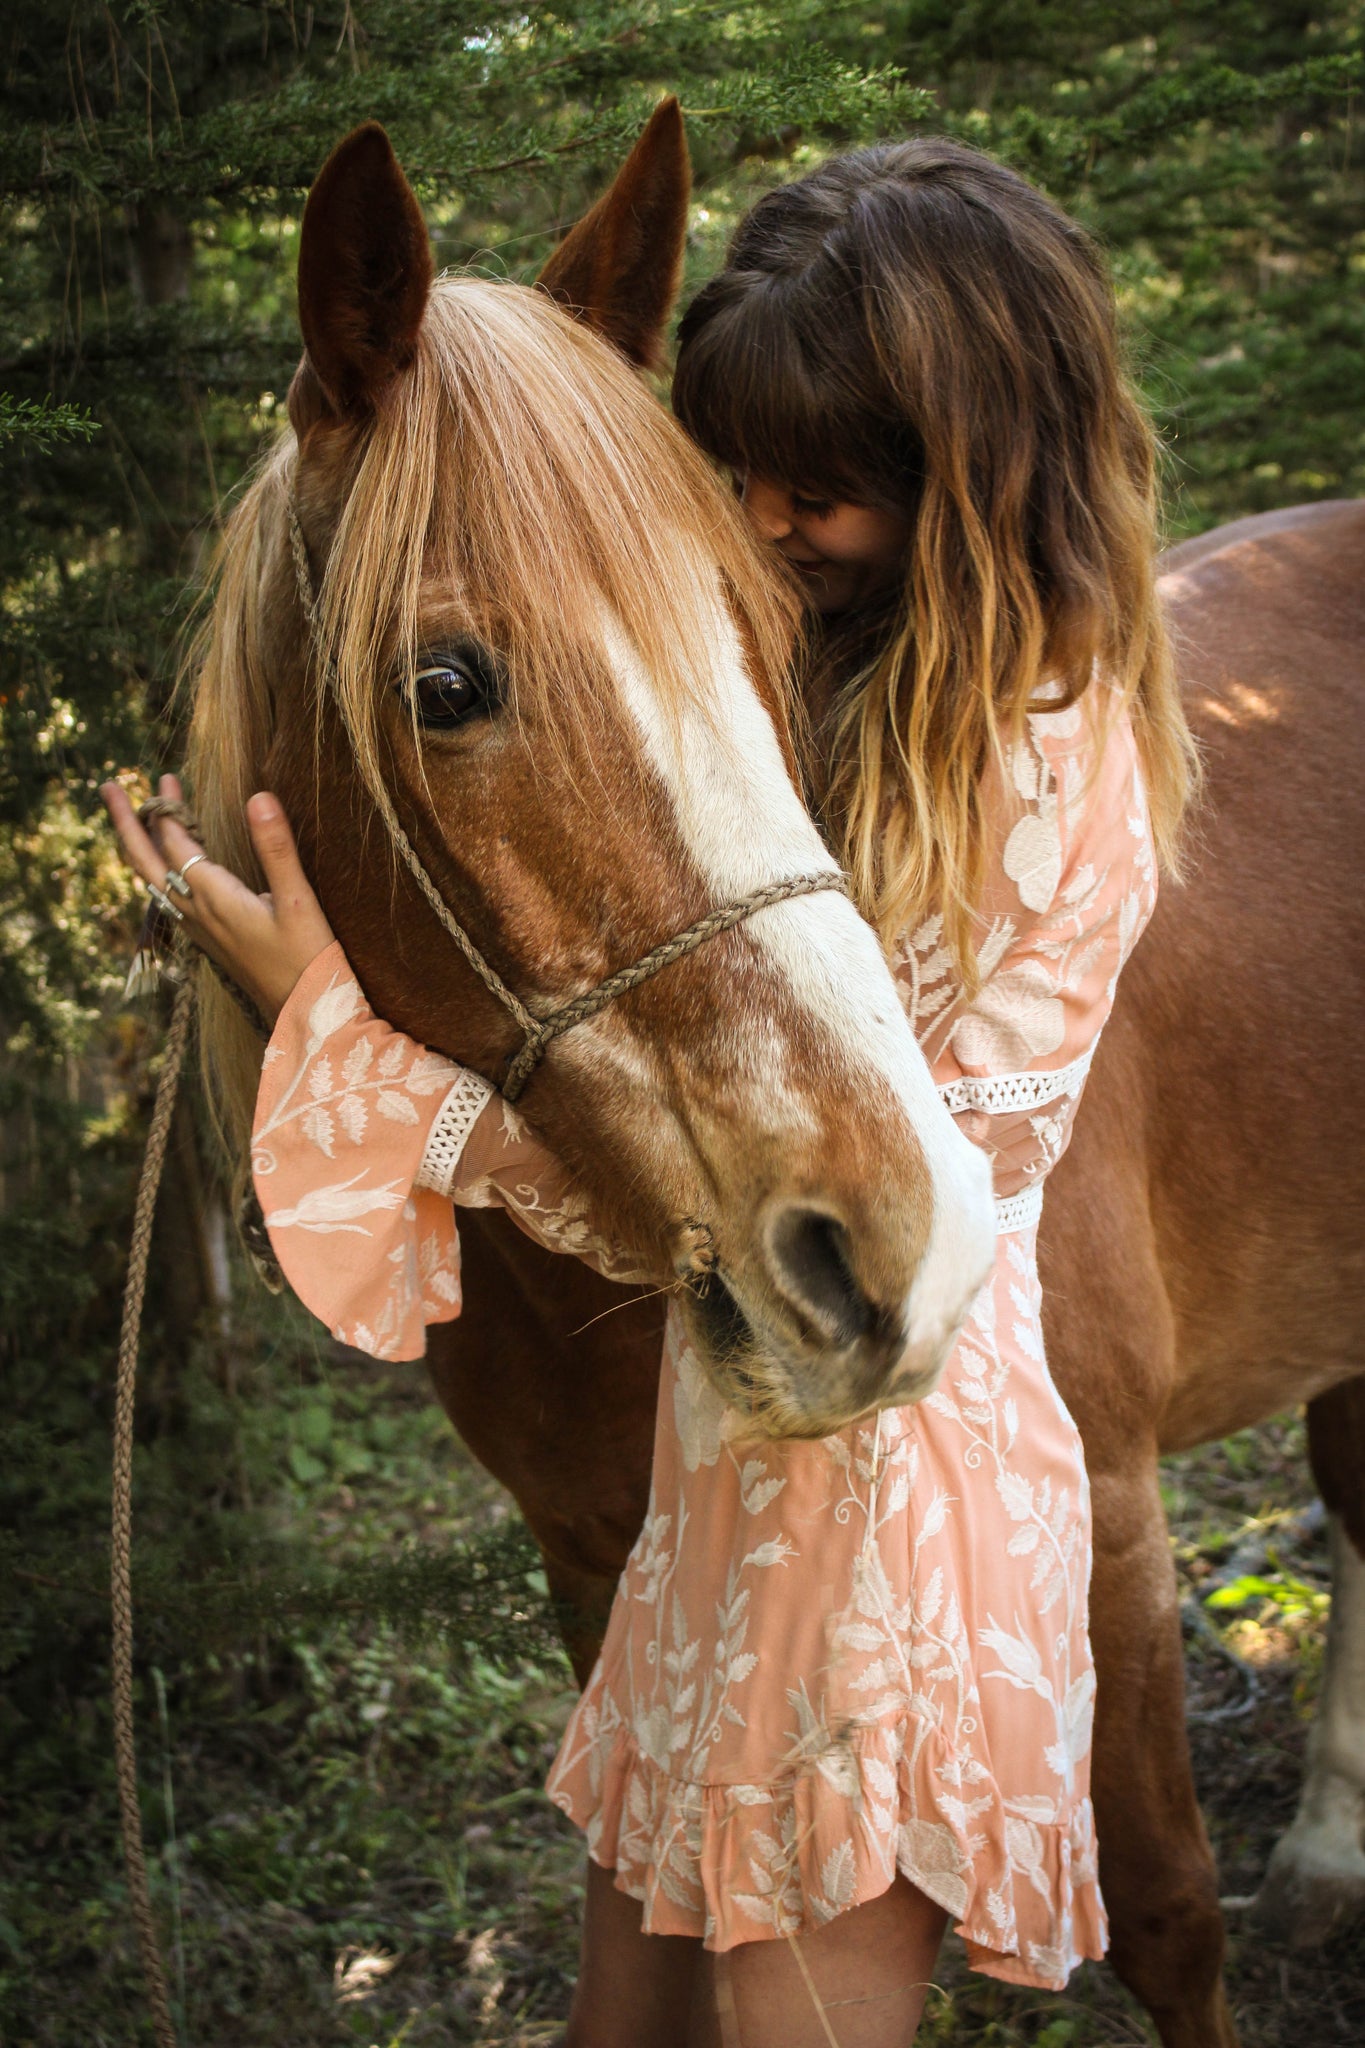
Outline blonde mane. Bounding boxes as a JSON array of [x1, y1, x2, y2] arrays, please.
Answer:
[[185, 278, 800, 1169]]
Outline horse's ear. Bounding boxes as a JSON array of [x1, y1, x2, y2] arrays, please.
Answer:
[[293, 122, 433, 419], [537, 97, 691, 371]]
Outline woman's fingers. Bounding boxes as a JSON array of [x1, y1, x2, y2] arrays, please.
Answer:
[[151, 808, 213, 883], [246, 794, 334, 948], [101, 777, 333, 1026], [245, 794, 304, 898], [104, 780, 214, 914], [101, 782, 173, 893]]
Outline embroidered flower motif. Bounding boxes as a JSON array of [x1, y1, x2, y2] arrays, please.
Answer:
[[1002, 809, 1062, 914], [950, 959, 1067, 1069], [262, 1176, 408, 1233], [304, 971, 363, 1054]]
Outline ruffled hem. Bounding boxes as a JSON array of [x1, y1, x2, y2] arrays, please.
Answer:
[[547, 1689, 1107, 1990]]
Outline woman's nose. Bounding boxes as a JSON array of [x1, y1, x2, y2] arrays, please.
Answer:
[[740, 477, 794, 542]]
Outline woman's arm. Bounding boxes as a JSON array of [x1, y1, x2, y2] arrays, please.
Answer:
[[102, 777, 642, 1361], [253, 943, 647, 1358], [897, 699, 1158, 1220]]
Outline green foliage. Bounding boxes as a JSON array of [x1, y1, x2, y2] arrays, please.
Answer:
[[1205, 1570, 1331, 1622], [0, 396, 100, 449]]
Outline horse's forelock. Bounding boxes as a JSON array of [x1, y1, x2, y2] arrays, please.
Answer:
[[312, 279, 800, 797], [186, 276, 802, 1178]]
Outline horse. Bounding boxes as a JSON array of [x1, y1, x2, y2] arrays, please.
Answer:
[[408, 137, 1365, 2048], [186, 106, 998, 1529]]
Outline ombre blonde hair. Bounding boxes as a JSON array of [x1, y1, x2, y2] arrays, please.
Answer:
[[185, 277, 799, 1164], [674, 138, 1198, 984]]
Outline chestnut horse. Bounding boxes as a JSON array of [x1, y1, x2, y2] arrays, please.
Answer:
[[189, 113, 995, 1482], [410, 133, 1365, 2048]]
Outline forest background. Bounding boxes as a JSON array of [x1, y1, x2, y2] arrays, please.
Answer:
[[2, 3, 1362, 2044]]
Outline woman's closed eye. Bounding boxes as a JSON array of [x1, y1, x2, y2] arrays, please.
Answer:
[[730, 472, 834, 522]]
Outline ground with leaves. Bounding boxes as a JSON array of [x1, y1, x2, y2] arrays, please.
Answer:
[[4, 1321, 1362, 2048]]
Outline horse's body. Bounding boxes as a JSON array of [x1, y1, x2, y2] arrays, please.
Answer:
[[428, 497, 1365, 2044]]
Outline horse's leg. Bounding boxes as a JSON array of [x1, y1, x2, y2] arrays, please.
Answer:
[[1252, 1373, 1365, 1944], [1086, 1453, 1240, 2048], [423, 1209, 663, 1686], [1040, 1110, 1239, 2048]]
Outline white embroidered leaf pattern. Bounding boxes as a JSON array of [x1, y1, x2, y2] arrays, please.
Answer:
[[337, 1095, 367, 1145], [342, 1038, 373, 1088], [406, 1051, 457, 1095], [821, 1841, 857, 1913], [302, 1105, 335, 1157], [997, 1470, 1034, 1522], [376, 1090, 421, 1125], [917, 1489, 950, 1542]]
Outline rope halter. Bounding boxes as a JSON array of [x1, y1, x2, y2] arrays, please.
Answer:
[[286, 494, 852, 1101]]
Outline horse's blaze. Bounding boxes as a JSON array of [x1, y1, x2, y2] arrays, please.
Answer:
[[563, 607, 998, 1434]]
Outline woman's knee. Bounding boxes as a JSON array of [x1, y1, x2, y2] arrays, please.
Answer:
[[708, 1878, 948, 2046]]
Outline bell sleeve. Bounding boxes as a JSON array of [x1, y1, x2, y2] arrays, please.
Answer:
[[251, 941, 644, 1362]]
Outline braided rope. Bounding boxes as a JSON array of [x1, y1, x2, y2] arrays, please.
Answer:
[[501, 869, 851, 1099], [112, 971, 194, 2048]]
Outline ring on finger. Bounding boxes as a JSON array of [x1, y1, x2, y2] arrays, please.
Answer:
[[165, 852, 207, 897], [148, 882, 186, 924]]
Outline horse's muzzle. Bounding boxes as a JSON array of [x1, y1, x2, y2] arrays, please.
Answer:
[[679, 1189, 982, 1439]]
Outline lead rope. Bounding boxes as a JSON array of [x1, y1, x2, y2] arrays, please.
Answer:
[[112, 966, 194, 2048]]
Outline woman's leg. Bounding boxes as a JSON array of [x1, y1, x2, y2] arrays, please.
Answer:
[[564, 1860, 702, 2048], [565, 1862, 946, 2048], [691, 1877, 948, 2048]]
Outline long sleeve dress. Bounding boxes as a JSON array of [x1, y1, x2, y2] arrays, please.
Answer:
[[251, 690, 1156, 1990]]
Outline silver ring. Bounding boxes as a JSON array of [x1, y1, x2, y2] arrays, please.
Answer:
[[148, 882, 185, 924], [165, 852, 207, 898]]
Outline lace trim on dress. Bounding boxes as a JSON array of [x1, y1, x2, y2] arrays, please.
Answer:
[[937, 1044, 1095, 1118], [414, 1070, 497, 1197], [995, 1183, 1043, 1235]]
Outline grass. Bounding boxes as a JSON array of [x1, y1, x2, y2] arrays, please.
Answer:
[[3, 1333, 1361, 2046]]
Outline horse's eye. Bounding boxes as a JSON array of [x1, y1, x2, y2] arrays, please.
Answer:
[[402, 643, 502, 729]]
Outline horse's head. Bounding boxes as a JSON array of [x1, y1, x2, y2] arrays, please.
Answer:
[[191, 107, 994, 1438]]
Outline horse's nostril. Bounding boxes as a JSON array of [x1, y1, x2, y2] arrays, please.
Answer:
[[767, 1206, 876, 1348]]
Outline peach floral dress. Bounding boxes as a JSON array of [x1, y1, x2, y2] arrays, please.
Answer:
[[252, 693, 1156, 1989]]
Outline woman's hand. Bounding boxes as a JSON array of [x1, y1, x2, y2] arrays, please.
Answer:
[[100, 774, 335, 1027]]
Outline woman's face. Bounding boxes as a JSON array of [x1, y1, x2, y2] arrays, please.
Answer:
[[739, 476, 911, 615]]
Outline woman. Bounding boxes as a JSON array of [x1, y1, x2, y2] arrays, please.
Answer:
[[105, 139, 1194, 2044]]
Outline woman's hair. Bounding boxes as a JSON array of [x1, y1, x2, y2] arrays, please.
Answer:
[[674, 138, 1198, 981]]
